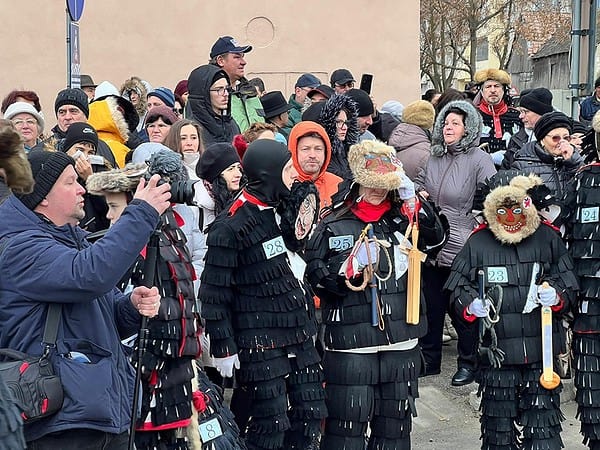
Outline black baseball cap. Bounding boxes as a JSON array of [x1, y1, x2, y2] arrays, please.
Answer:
[[330, 69, 355, 87], [210, 36, 253, 58]]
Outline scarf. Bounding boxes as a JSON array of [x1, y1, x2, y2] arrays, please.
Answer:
[[350, 197, 391, 222], [478, 100, 508, 139]]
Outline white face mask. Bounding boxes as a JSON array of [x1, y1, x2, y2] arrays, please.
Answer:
[[182, 152, 199, 165]]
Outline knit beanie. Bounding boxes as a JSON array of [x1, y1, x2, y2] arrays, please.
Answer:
[[533, 111, 573, 141], [63, 122, 98, 152], [145, 105, 178, 126], [174, 80, 188, 98], [402, 100, 435, 130], [17, 150, 75, 210], [196, 142, 240, 182], [147, 87, 175, 108], [54, 88, 89, 118], [346, 89, 374, 117], [519, 88, 553, 116]]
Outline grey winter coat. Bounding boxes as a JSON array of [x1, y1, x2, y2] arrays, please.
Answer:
[[416, 100, 497, 267], [510, 141, 583, 198], [388, 122, 431, 181]]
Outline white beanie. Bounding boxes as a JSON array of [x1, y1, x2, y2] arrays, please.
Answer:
[[3, 102, 45, 132], [93, 81, 120, 100]]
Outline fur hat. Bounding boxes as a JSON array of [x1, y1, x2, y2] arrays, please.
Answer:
[[483, 174, 542, 244], [518, 88, 553, 116], [54, 88, 89, 118], [86, 163, 147, 195], [348, 140, 406, 190], [533, 111, 572, 141], [17, 150, 75, 210], [474, 68, 511, 86], [402, 100, 435, 130], [431, 100, 482, 156], [120, 76, 149, 117], [0, 124, 33, 194]]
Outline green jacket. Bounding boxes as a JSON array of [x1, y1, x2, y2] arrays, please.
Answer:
[[230, 82, 264, 132], [282, 94, 303, 137]]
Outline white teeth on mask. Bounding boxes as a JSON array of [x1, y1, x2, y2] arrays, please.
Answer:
[[503, 223, 524, 232]]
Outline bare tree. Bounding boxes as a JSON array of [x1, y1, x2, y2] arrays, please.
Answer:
[[421, 0, 571, 90]]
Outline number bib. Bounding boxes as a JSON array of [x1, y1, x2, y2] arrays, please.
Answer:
[[329, 235, 354, 251], [263, 236, 286, 259], [581, 206, 599, 223], [198, 417, 223, 443], [487, 266, 508, 284]]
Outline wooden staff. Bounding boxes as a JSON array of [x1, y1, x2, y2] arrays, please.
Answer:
[[540, 281, 561, 390], [405, 201, 425, 325]]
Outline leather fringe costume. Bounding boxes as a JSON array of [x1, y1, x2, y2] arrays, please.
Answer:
[[131, 208, 201, 450], [305, 185, 448, 450], [199, 140, 326, 450], [569, 163, 600, 450], [447, 175, 578, 450]]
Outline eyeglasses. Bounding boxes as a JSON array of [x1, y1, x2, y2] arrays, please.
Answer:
[[335, 119, 351, 128], [12, 118, 37, 127], [547, 134, 571, 143], [335, 82, 354, 89], [173, 108, 183, 114], [209, 86, 231, 96]]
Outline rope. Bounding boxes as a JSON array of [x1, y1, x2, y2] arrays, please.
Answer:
[[479, 285, 506, 369]]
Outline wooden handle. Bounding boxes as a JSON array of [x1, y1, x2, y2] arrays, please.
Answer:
[[406, 224, 420, 325], [539, 281, 560, 389]]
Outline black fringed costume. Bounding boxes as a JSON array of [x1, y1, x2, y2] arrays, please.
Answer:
[[569, 163, 600, 449], [199, 139, 326, 450], [305, 187, 447, 450], [130, 208, 201, 450], [446, 224, 577, 450]]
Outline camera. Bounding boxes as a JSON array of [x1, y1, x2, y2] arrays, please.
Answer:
[[143, 172, 197, 205]]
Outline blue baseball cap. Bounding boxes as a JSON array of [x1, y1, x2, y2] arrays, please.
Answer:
[[295, 73, 321, 89], [210, 36, 253, 59]]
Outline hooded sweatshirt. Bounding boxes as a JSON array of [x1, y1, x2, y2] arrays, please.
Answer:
[[88, 97, 131, 167], [288, 121, 342, 209], [186, 65, 240, 146]]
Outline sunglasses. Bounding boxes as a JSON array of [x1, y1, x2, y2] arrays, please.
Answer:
[[547, 134, 571, 143]]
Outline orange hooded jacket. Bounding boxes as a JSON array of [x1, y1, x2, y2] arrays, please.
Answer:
[[288, 121, 342, 210]]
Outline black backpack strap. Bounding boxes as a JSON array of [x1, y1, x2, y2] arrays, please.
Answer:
[[42, 304, 62, 348]]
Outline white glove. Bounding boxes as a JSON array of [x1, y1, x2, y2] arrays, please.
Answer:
[[356, 240, 379, 269], [467, 298, 491, 318], [537, 284, 558, 307], [491, 150, 506, 166], [398, 173, 416, 201], [213, 354, 240, 378]]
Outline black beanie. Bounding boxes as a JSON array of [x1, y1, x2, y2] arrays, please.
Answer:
[[519, 88, 553, 116], [63, 122, 98, 152], [346, 89, 374, 117], [54, 88, 90, 118], [533, 111, 573, 141], [196, 143, 240, 182], [17, 150, 75, 210]]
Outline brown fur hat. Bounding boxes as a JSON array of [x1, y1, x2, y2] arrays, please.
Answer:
[[348, 140, 407, 190], [402, 100, 435, 130], [483, 174, 541, 244], [0, 121, 34, 194], [474, 68, 511, 86], [86, 163, 147, 195]]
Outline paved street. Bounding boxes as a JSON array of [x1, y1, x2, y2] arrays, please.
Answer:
[[413, 340, 586, 449]]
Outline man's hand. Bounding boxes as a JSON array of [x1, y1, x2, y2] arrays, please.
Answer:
[[133, 174, 171, 215], [131, 286, 160, 318]]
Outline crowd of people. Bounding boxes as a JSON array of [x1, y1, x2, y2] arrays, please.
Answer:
[[2, 33, 600, 450]]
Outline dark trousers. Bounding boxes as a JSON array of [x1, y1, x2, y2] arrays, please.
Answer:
[[419, 265, 478, 373], [28, 430, 128, 450]]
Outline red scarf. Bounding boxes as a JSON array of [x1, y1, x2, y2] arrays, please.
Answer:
[[478, 100, 508, 139], [228, 189, 268, 216], [349, 198, 391, 222]]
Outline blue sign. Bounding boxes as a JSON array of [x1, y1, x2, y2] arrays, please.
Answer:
[[66, 0, 85, 22]]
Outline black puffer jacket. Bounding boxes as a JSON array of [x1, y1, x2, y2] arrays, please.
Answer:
[[317, 94, 360, 180], [186, 65, 240, 146], [510, 141, 583, 198]]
